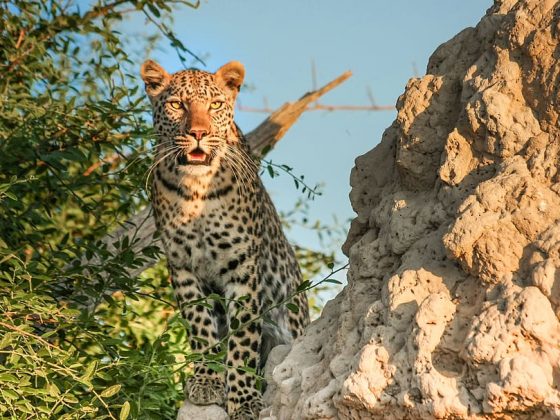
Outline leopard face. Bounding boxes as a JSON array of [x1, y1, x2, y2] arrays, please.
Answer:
[[141, 60, 245, 178]]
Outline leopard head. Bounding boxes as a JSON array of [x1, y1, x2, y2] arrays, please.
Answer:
[[141, 60, 245, 178]]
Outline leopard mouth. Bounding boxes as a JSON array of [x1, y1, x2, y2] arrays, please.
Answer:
[[177, 148, 212, 166]]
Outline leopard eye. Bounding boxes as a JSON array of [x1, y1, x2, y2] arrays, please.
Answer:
[[169, 101, 183, 110], [210, 101, 223, 110]]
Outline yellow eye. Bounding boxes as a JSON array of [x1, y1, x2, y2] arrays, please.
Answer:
[[169, 101, 183, 110], [210, 101, 223, 110]]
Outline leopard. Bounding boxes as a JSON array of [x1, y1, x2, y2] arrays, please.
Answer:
[[140, 59, 309, 419]]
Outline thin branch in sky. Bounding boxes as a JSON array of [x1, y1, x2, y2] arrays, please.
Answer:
[[238, 64, 393, 114]]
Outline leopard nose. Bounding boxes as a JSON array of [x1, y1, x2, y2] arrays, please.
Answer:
[[189, 128, 208, 141]]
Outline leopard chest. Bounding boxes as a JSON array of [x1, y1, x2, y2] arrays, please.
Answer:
[[154, 191, 257, 284]]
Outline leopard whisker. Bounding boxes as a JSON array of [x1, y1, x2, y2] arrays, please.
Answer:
[[221, 149, 247, 190], [225, 145, 258, 180], [223, 146, 258, 195], [223, 151, 249, 194], [144, 146, 181, 192]]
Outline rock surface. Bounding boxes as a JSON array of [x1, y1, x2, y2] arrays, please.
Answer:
[[262, 0, 560, 418], [177, 400, 229, 420]]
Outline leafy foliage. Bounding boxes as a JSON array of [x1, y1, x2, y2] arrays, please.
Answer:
[[0, 0, 343, 418]]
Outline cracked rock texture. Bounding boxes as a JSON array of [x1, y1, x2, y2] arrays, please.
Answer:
[[262, 0, 560, 418]]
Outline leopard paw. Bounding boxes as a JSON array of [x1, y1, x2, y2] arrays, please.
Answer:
[[185, 375, 225, 406], [228, 395, 264, 420]]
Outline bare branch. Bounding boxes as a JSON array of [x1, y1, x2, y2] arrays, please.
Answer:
[[247, 70, 353, 157], [311, 59, 318, 91]]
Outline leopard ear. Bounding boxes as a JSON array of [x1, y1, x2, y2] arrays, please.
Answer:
[[141, 60, 170, 98], [215, 61, 245, 99]]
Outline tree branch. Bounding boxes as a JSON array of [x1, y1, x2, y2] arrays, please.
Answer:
[[247, 70, 352, 157]]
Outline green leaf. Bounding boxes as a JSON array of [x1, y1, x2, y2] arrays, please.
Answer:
[[48, 383, 60, 396], [100, 384, 122, 398], [2, 191, 17, 201], [37, 405, 51, 414], [325, 279, 342, 285], [296, 280, 311, 292], [267, 164, 274, 178], [82, 360, 97, 382], [0, 373, 19, 383], [0, 333, 14, 350], [206, 362, 226, 373], [120, 401, 131, 420], [286, 303, 299, 314], [64, 394, 79, 404], [2, 389, 18, 400]]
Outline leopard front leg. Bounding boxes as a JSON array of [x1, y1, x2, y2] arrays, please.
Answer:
[[225, 279, 264, 419], [171, 268, 226, 406]]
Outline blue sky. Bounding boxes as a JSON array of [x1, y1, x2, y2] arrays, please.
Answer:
[[123, 0, 491, 266]]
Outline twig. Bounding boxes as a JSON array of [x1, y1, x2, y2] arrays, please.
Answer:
[[82, 153, 121, 176], [15, 29, 25, 49]]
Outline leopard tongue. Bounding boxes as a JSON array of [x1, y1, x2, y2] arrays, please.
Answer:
[[188, 150, 206, 161]]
